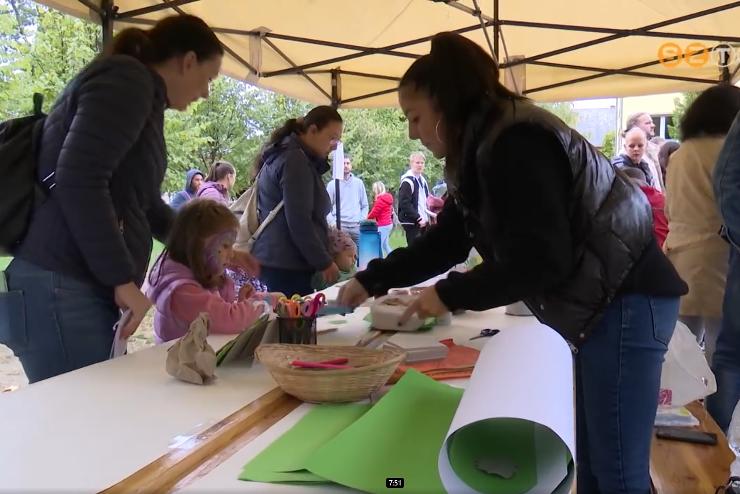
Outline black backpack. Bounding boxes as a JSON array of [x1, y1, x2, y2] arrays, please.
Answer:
[[0, 93, 50, 255]]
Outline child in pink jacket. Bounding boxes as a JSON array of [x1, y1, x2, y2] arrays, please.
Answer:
[[145, 199, 280, 343]]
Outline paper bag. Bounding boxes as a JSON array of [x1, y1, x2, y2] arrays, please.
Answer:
[[166, 313, 217, 384], [659, 321, 717, 406]]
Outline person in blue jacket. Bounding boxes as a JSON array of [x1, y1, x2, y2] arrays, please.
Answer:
[[710, 109, 740, 432], [250, 106, 344, 296]]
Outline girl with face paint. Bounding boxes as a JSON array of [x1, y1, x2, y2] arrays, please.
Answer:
[[144, 200, 282, 343]]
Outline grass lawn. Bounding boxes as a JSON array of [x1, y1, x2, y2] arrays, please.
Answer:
[[389, 226, 407, 250]]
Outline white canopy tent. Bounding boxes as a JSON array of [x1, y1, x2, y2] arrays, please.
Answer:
[[35, 0, 740, 107]]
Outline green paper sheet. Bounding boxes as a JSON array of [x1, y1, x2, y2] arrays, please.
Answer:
[[305, 370, 464, 494], [239, 403, 370, 483], [447, 419, 537, 494]]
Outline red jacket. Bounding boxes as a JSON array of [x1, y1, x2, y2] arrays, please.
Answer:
[[368, 192, 394, 227], [640, 185, 668, 248]]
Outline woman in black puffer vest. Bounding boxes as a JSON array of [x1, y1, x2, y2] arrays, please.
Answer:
[[340, 32, 687, 494], [1, 15, 236, 383]]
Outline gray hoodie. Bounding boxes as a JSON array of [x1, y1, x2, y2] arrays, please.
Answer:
[[170, 169, 203, 210]]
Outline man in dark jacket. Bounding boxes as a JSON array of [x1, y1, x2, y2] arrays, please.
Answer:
[[398, 152, 430, 246], [170, 168, 204, 210]]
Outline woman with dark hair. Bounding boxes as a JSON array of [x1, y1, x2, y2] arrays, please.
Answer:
[[250, 106, 344, 296], [664, 84, 740, 365], [197, 160, 236, 204], [0, 15, 256, 382], [339, 32, 687, 493]]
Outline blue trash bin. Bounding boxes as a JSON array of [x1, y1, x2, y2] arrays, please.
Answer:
[[358, 220, 382, 270]]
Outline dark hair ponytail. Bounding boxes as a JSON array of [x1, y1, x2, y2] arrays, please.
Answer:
[[206, 160, 236, 182], [109, 15, 223, 64], [400, 32, 523, 180], [252, 105, 342, 177]]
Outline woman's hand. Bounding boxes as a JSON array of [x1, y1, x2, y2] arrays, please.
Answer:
[[337, 278, 370, 308], [322, 262, 341, 285], [113, 282, 152, 340], [400, 286, 449, 324], [229, 249, 261, 277]]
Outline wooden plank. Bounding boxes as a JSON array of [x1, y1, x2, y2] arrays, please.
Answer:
[[650, 401, 734, 494], [99, 387, 300, 494], [171, 391, 300, 491]]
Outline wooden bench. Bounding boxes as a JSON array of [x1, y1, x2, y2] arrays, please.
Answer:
[[650, 401, 735, 494]]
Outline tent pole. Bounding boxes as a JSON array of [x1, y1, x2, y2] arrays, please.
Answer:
[[721, 66, 731, 82], [493, 0, 499, 62], [100, 0, 115, 50], [331, 70, 341, 231]]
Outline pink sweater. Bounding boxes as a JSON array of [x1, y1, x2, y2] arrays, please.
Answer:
[[145, 256, 267, 343], [196, 181, 229, 204]]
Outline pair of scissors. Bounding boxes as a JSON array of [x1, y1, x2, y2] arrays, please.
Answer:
[[297, 293, 326, 317], [469, 328, 500, 341], [278, 297, 301, 318]]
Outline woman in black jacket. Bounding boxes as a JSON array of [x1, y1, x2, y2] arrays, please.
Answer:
[[0, 15, 256, 383], [250, 106, 344, 296], [339, 33, 687, 494]]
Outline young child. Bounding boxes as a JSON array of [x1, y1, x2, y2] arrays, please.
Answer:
[[312, 226, 357, 290], [621, 167, 669, 248], [612, 127, 658, 188], [145, 199, 280, 343]]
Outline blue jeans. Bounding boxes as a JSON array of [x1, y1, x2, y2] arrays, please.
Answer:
[[576, 294, 679, 494], [707, 246, 740, 431], [378, 225, 393, 257], [0, 258, 118, 383]]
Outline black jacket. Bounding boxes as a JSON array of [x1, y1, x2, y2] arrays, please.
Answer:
[[356, 100, 686, 344], [16, 55, 174, 288], [397, 173, 428, 224], [251, 133, 333, 272]]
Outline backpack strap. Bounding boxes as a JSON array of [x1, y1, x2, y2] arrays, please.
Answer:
[[246, 199, 284, 252]]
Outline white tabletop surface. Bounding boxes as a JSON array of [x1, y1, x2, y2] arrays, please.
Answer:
[[0, 274, 539, 493], [0, 298, 373, 492], [179, 308, 541, 493]]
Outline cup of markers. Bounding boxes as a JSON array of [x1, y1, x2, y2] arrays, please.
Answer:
[[276, 294, 327, 345]]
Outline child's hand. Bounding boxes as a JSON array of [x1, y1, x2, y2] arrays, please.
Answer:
[[238, 283, 255, 301]]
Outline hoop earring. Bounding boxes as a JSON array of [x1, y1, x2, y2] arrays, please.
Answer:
[[435, 119, 444, 144]]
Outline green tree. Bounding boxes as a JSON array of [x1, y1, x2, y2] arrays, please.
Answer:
[[538, 101, 578, 127], [339, 107, 444, 196], [669, 91, 700, 140], [0, 2, 448, 202], [0, 0, 99, 118], [601, 130, 616, 159]]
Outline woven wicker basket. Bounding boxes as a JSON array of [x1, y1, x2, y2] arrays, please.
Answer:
[[256, 344, 407, 403]]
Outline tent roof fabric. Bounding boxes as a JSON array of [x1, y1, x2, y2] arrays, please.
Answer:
[[38, 0, 740, 107]]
